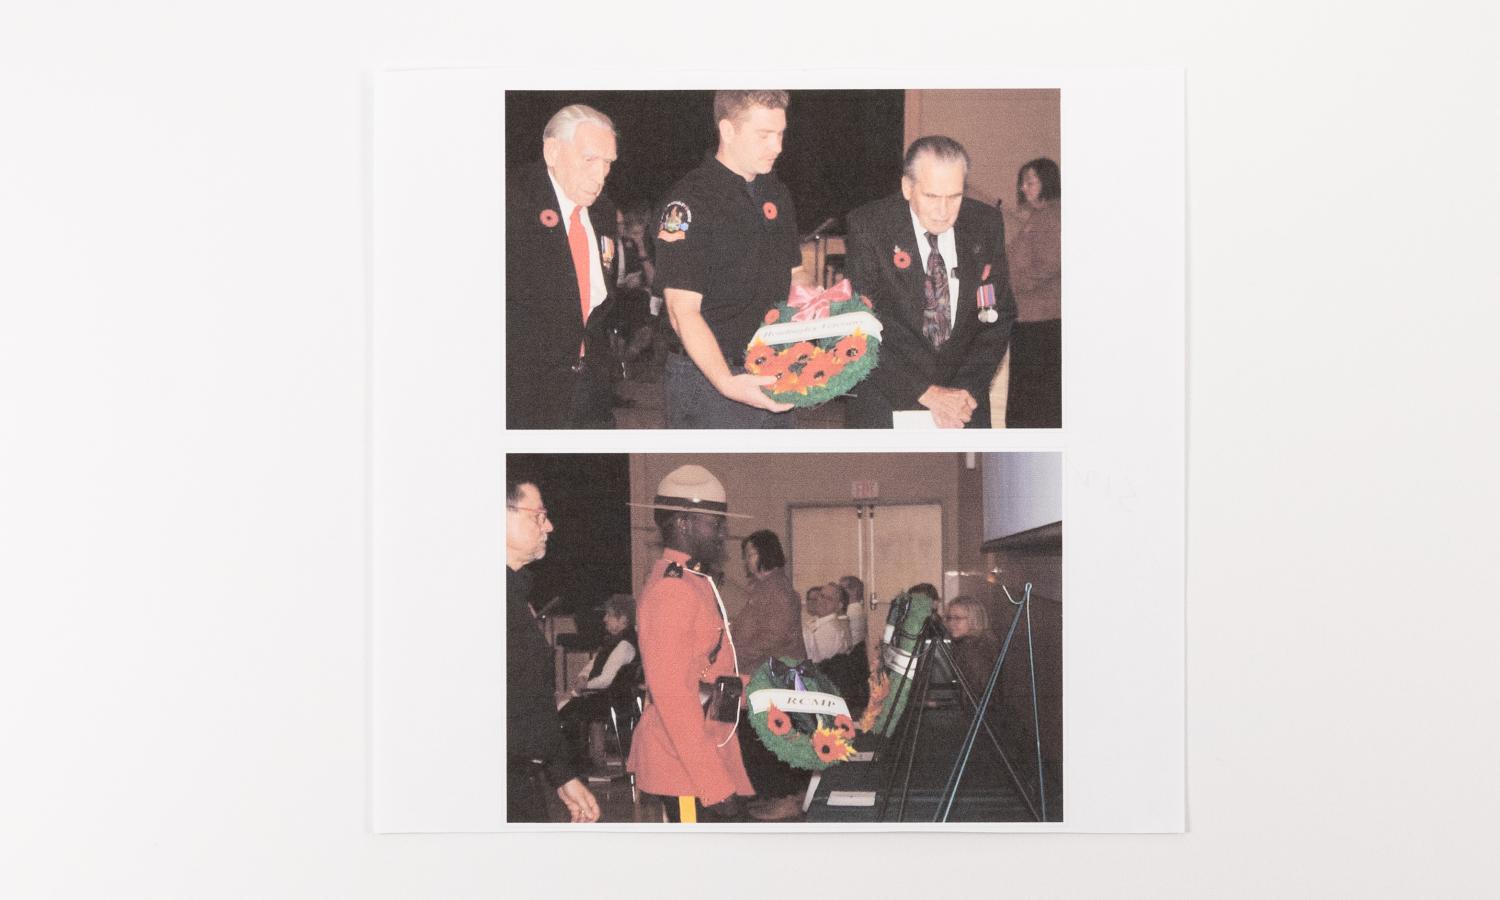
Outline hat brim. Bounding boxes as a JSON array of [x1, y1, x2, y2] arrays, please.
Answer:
[[626, 501, 752, 519]]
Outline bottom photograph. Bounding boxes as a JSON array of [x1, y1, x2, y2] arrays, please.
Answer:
[[505, 452, 1062, 825]]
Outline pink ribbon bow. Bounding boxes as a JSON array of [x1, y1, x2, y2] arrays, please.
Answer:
[[786, 278, 853, 322]]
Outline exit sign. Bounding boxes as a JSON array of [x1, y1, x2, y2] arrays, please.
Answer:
[[852, 480, 880, 500]]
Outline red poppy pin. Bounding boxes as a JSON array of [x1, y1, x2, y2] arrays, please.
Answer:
[[893, 247, 911, 269], [763, 201, 778, 220], [981, 263, 992, 281], [767, 703, 792, 736], [539, 209, 559, 228]]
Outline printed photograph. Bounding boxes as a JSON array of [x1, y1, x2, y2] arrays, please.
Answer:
[[505, 452, 1063, 824], [505, 89, 1062, 430]]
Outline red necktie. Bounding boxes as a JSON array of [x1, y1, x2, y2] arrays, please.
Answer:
[[568, 206, 592, 335]]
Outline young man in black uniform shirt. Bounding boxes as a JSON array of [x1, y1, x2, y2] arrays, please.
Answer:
[[654, 90, 802, 429], [506, 474, 599, 823]]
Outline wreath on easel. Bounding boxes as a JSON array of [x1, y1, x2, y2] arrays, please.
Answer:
[[857, 591, 934, 737]]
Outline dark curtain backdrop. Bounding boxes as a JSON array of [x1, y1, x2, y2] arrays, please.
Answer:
[[508, 454, 631, 624], [505, 90, 904, 233]]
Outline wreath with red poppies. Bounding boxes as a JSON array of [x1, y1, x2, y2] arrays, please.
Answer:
[[747, 657, 857, 771], [744, 279, 882, 409]]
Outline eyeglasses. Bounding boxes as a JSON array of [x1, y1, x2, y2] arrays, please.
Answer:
[[943, 614, 970, 623], [507, 504, 550, 525]]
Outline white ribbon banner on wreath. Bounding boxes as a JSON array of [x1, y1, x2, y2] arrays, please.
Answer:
[[749, 689, 851, 719], [750, 310, 884, 348]]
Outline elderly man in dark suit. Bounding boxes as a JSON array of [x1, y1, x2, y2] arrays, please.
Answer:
[[844, 136, 1017, 428], [506, 104, 621, 429]]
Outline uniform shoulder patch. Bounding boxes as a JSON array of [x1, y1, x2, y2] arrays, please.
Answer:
[[664, 561, 684, 578], [657, 200, 691, 243]]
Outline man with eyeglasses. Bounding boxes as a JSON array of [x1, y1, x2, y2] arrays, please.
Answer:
[[506, 472, 600, 823]]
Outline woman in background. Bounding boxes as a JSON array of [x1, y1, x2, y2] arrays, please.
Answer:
[[1004, 158, 1062, 428], [945, 596, 1003, 702]]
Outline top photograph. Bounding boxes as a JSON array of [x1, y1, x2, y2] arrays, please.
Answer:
[[506, 89, 1061, 431]]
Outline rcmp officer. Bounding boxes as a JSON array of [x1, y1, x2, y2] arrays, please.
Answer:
[[506, 104, 621, 429], [655, 90, 803, 429], [844, 136, 1018, 428], [625, 465, 756, 822]]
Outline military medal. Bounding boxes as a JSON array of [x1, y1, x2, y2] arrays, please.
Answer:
[[976, 282, 999, 323], [600, 235, 615, 269]]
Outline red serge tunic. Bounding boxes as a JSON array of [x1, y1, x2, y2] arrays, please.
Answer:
[[626, 548, 754, 805]]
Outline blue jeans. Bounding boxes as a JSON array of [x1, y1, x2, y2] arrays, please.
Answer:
[[664, 353, 797, 430]]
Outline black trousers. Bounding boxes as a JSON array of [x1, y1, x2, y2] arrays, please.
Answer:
[[506, 759, 554, 823], [1005, 319, 1062, 428], [557, 693, 613, 766], [738, 722, 809, 799]]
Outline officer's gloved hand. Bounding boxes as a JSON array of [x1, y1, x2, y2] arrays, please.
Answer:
[[702, 794, 747, 823]]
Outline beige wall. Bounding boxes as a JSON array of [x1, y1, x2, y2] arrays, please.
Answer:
[[905, 89, 1061, 213], [628, 453, 965, 615]]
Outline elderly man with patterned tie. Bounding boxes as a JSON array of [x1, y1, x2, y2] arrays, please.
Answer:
[[844, 135, 1017, 428], [506, 104, 621, 429]]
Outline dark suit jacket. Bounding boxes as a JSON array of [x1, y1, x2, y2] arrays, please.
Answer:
[[844, 194, 1017, 428], [506, 565, 576, 788], [506, 162, 619, 429]]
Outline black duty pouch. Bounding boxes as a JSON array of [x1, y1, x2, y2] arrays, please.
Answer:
[[699, 676, 743, 723]]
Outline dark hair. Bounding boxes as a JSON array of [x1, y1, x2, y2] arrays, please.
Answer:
[[838, 574, 864, 601], [903, 135, 970, 180], [604, 594, 635, 626], [506, 471, 539, 505], [908, 582, 940, 603], [714, 90, 790, 126], [1016, 157, 1061, 207], [824, 582, 850, 613], [741, 529, 786, 572]]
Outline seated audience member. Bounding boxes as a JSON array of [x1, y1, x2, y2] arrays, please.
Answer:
[[607, 203, 661, 383], [803, 583, 853, 663], [557, 595, 639, 770], [809, 580, 871, 718], [944, 595, 1003, 702], [837, 574, 868, 659]]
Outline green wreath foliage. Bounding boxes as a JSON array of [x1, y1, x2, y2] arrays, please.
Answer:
[[747, 657, 854, 771], [868, 591, 934, 738], [744, 294, 881, 409]]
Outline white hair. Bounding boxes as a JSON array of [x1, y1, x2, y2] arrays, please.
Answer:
[[542, 104, 616, 144]]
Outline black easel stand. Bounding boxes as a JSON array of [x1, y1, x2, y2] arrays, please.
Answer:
[[874, 583, 1048, 822]]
